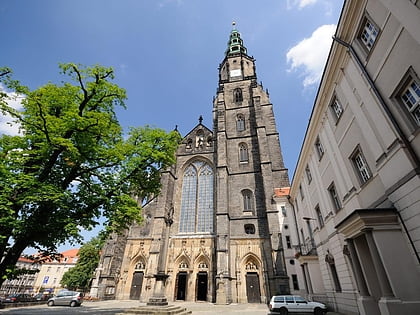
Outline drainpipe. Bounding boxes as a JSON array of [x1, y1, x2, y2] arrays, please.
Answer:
[[332, 36, 420, 264], [332, 36, 420, 169]]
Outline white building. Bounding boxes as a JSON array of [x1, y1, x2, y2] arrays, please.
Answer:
[[285, 0, 420, 314]]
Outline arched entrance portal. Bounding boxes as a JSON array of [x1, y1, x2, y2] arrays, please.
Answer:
[[196, 272, 208, 301]]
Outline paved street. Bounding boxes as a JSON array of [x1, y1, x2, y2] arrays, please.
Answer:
[[0, 300, 344, 314]]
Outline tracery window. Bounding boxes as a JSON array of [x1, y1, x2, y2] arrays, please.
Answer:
[[239, 143, 249, 162], [242, 189, 254, 212], [179, 161, 214, 233], [236, 114, 246, 131], [234, 88, 243, 103]]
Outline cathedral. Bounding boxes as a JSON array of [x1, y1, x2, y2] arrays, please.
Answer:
[[94, 26, 291, 304]]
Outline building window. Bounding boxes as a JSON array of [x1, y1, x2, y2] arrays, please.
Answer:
[[244, 224, 255, 234], [292, 274, 299, 290], [331, 97, 343, 121], [325, 251, 342, 292], [351, 147, 372, 184], [242, 189, 254, 212], [328, 182, 341, 212], [359, 17, 379, 51], [236, 114, 246, 131], [315, 137, 324, 159], [285, 235, 291, 249], [305, 165, 312, 184], [299, 185, 304, 200], [179, 161, 214, 233], [400, 78, 420, 126], [315, 205, 324, 228], [281, 206, 287, 217], [234, 88, 243, 103], [239, 143, 249, 162]]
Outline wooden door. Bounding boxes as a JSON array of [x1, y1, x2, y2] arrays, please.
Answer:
[[196, 272, 208, 301], [246, 272, 261, 303], [129, 271, 144, 300]]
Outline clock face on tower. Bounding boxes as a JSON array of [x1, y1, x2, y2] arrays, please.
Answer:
[[230, 69, 242, 77]]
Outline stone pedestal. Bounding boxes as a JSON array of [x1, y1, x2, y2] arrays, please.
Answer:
[[146, 273, 169, 306]]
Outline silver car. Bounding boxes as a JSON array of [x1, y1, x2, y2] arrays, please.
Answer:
[[47, 290, 84, 307], [269, 295, 327, 315]]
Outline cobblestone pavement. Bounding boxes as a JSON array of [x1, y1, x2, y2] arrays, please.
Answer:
[[0, 299, 345, 315]]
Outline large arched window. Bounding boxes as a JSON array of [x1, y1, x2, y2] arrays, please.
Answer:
[[239, 143, 249, 162], [236, 114, 245, 131], [242, 189, 254, 212], [179, 161, 214, 233], [234, 88, 243, 103]]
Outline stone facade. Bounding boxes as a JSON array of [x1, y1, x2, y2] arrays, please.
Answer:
[[95, 27, 290, 304]]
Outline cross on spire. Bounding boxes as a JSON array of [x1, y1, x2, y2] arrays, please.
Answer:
[[198, 115, 203, 124]]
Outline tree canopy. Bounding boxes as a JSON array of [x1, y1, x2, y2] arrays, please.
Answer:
[[0, 64, 181, 285], [60, 237, 103, 291]]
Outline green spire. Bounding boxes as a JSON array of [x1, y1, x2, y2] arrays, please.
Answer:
[[225, 21, 247, 56]]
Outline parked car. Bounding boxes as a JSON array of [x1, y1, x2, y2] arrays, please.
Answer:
[[47, 290, 84, 307], [269, 295, 327, 315], [3, 293, 33, 303], [34, 292, 53, 301]]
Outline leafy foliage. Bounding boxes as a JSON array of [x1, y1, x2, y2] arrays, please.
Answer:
[[0, 64, 181, 284], [60, 237, 102, 291]]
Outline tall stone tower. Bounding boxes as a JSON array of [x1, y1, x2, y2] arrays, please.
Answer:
[[95, 25, 290, 304]]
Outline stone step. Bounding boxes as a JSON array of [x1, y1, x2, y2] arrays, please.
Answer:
[[116, 304, 192, 315]]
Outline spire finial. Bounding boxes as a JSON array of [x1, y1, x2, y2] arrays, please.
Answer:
[[198, 115, 203, 124], [232, 21, 236, 30]]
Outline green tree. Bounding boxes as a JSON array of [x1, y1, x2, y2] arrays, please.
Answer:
[[0, 64, 181, 286], [60, 237, 102, 291]]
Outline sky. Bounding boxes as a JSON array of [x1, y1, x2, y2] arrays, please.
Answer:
[[1, 0, 344, 251]]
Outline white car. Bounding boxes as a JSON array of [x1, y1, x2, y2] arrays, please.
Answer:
[[269, 295, 327, 315]]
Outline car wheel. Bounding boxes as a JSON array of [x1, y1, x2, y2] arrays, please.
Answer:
[[314, 307, 324, 315], [47, 300, 54, 307], [70, 301, 77, 307], [279, 307, 288, 315]]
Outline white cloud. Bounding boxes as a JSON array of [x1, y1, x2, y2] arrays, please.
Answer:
[[0, 85, 24, 135], [287, 0, 319, 9], [286, 24, 336, 87]]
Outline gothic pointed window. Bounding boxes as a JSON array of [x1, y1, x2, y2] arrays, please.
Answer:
[[242, 189, 254, 212], [234, 88, 243, 103], [179, 162, 214, 233], [239, 143, 249, 162], [236, 114, 246, 131]]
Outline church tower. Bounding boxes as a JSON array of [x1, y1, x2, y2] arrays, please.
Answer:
[[213, 24, 290, 303], [95, 25, 290, 304]]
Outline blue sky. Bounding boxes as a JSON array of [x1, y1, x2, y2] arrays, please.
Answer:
[[1, 0, 344, 250]]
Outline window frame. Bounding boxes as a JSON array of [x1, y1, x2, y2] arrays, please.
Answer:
[[315, 136, 325, 160], [236, 114, 246, 132], [358, 15, 379, 52], [242, 189, 254, 212], [234, 88, 243, 103], [330, 96, 343, 122], [392, 67, 420, 130], [328, 182, 342, 212], [315, 205, 324, 229], [350, 146, 372, 185], [305, 164, 312, 184], [239, 143, 249, 163]]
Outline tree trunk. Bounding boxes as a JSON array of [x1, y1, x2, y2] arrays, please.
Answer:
[[0, 239, 29, 287]]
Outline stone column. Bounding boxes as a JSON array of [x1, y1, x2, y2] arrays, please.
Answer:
[[363, 229, 394, 298], [346, 239, 370, 296]]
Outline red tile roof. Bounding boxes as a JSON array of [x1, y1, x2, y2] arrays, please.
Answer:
[[274, 187, 290, 197]]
